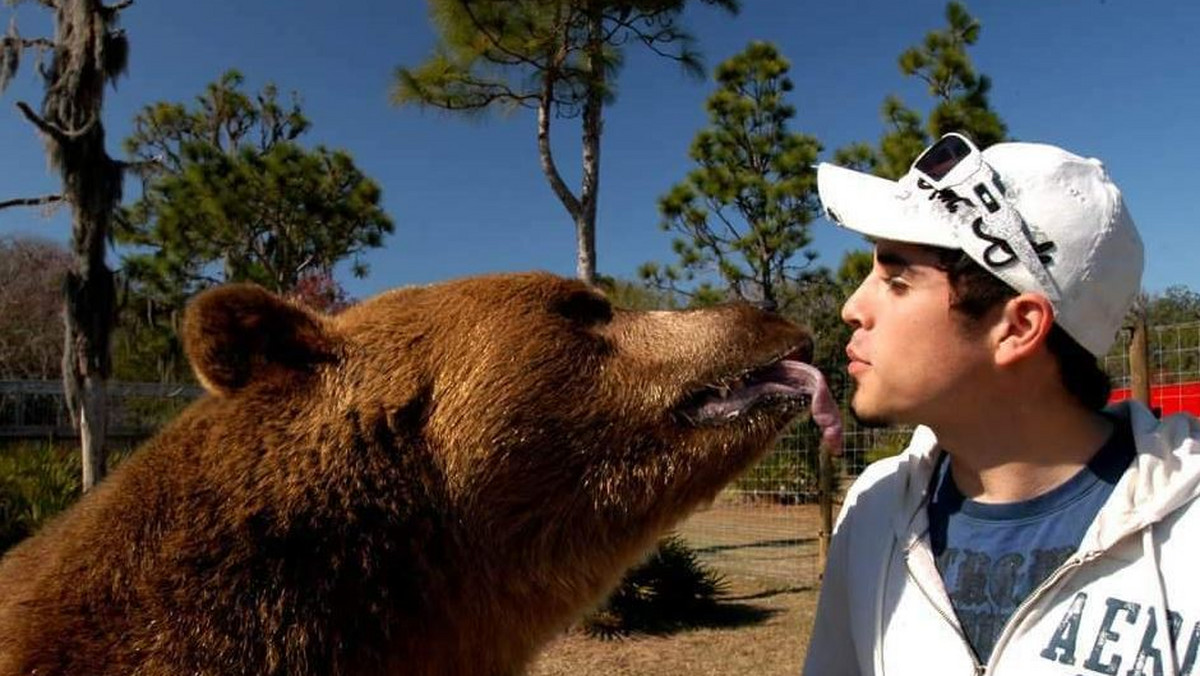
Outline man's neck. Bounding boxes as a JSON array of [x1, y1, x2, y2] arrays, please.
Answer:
[[931, 394, 1114, 504]]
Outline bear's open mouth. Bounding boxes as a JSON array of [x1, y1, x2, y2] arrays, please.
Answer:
[[676, 348, 817, 426]]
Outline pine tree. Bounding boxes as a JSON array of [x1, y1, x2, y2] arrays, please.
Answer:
[[114, 70, 391, 381], [641, 41, 823, 311], [394, 0, 738, 285], [834, 1, 1007, 178]]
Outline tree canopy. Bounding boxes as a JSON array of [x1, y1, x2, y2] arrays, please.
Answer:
[[109, 70, 387, 383], [834, 1, 1007, 178], [0, 236, 72, 380], [118, 70, 393, 300], [641, 41, 823, 311]]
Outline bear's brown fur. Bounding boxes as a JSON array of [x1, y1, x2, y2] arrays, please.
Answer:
[[0, 272, 815, 676]]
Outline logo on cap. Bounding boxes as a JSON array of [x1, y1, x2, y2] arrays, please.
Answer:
[[922, 182, 1057, 272], [971, 217, 1056, 269]]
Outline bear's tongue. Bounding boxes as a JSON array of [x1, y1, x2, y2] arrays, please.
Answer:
[[694, 360, 843, 455]]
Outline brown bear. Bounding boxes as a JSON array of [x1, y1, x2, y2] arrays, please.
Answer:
[[0, 271, 838, 676]]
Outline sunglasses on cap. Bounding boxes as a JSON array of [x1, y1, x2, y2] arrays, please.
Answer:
[[909, 133, 1062, 303]]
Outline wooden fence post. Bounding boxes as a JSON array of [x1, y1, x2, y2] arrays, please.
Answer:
[[1130, 312, 1151, 408], [817, 442, 833, 579]]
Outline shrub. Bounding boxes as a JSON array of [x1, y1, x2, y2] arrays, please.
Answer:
[[0, 441, 81, 553], [0, 440, 137, 555], [583, 534, 727, 638]]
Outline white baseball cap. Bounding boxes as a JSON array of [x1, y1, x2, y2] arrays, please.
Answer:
[[818, 133, 1144, 357]]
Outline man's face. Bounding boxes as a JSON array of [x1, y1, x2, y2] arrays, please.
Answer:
[[841, 240, 996, 427]]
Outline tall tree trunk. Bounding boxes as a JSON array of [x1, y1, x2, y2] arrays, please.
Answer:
[[759, 258, 777, 311], [72, 364, 109, 488], [535, 53, 590, 283], [63, 194, 116, 490], [532, 4, 602, 286], [41, 0, 125, 491], [576, 2, 604, 286]]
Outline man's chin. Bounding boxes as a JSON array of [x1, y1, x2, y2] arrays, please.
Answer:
[[849, 401, 894, 429]]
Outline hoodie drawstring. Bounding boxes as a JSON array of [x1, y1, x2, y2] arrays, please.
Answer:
[[874, 532, 895, 676], [1143, 524, 1181, 676]]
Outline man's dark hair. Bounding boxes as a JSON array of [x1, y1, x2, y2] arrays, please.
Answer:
[[931, 247, 1113, 411]]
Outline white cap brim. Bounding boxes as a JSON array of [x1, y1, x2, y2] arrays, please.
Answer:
[[817, 162, 960, 249]]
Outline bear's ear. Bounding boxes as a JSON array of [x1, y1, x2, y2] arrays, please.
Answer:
[[183, 284, 339, 396]]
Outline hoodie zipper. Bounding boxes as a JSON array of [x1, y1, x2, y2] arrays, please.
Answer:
[[903, 549, 987, 675], [905, 547, 1104, 676], [984, 550, 1104, 672]]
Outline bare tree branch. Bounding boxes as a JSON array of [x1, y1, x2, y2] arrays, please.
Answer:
[[0, 194, 64, 210], [15, 37, 56, 50], [15, 100, 64, 142], [684, 188, 744, 246], [114, 156, 164, 173], [447, 74, 544, 107], [599, 9, 692, 62], [6, 0, 62, 9], [402, 68, 543, 111], [16, 100, 97, 142]]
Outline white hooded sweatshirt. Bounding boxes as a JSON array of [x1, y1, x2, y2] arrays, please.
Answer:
[[804, 401, 1200, 676]]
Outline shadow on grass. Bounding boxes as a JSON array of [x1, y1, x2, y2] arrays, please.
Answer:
[[687, 599, 782, 629], [723, 584, 815, 602], [691, 536, 816, 555], [584, 597, 787, 640]]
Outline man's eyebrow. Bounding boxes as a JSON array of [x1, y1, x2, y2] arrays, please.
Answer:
[[875, 250, 912, 268]]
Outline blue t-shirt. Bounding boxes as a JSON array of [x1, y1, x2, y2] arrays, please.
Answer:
[[927, 418, 1135, 664]]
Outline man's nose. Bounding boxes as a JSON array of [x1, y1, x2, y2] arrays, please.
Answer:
[[841, 282, 867, 328]]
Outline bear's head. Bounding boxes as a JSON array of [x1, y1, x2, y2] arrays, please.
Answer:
[[185, 271, 813, 540], [171, 270, 823, 672]]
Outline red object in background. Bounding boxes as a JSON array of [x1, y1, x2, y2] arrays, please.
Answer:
[[1109, 381, 1200, 417]]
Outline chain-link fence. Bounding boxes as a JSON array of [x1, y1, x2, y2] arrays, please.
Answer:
[[680, 321, 1200, 588], [0, 381, 201, 439]]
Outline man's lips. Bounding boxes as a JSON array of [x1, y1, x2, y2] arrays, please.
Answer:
[[846, 347, 870, 375]]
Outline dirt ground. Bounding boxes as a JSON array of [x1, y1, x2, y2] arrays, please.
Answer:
[[529, 503, 825, 676], [529, 576, 818, 676]]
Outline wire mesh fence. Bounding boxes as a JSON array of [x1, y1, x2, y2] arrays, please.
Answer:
[[0, 381, 201, 439], [679, 321, 1200, 589], [5, 324, 1200, 588], [676, 419, 911, 586], [1105, 321, 1200, 415]]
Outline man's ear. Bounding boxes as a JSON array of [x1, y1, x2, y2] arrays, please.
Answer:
[[183, 284, 340, 396], [993, 293, 1056, 366]]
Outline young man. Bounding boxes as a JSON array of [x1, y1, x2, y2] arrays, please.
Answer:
[[804, 133, 1200, 675]]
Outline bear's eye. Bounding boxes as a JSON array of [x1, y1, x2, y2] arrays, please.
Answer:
[[553, 291, 613, 326]]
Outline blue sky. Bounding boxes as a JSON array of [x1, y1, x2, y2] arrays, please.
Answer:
[[0, 0, 1196, 301]]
